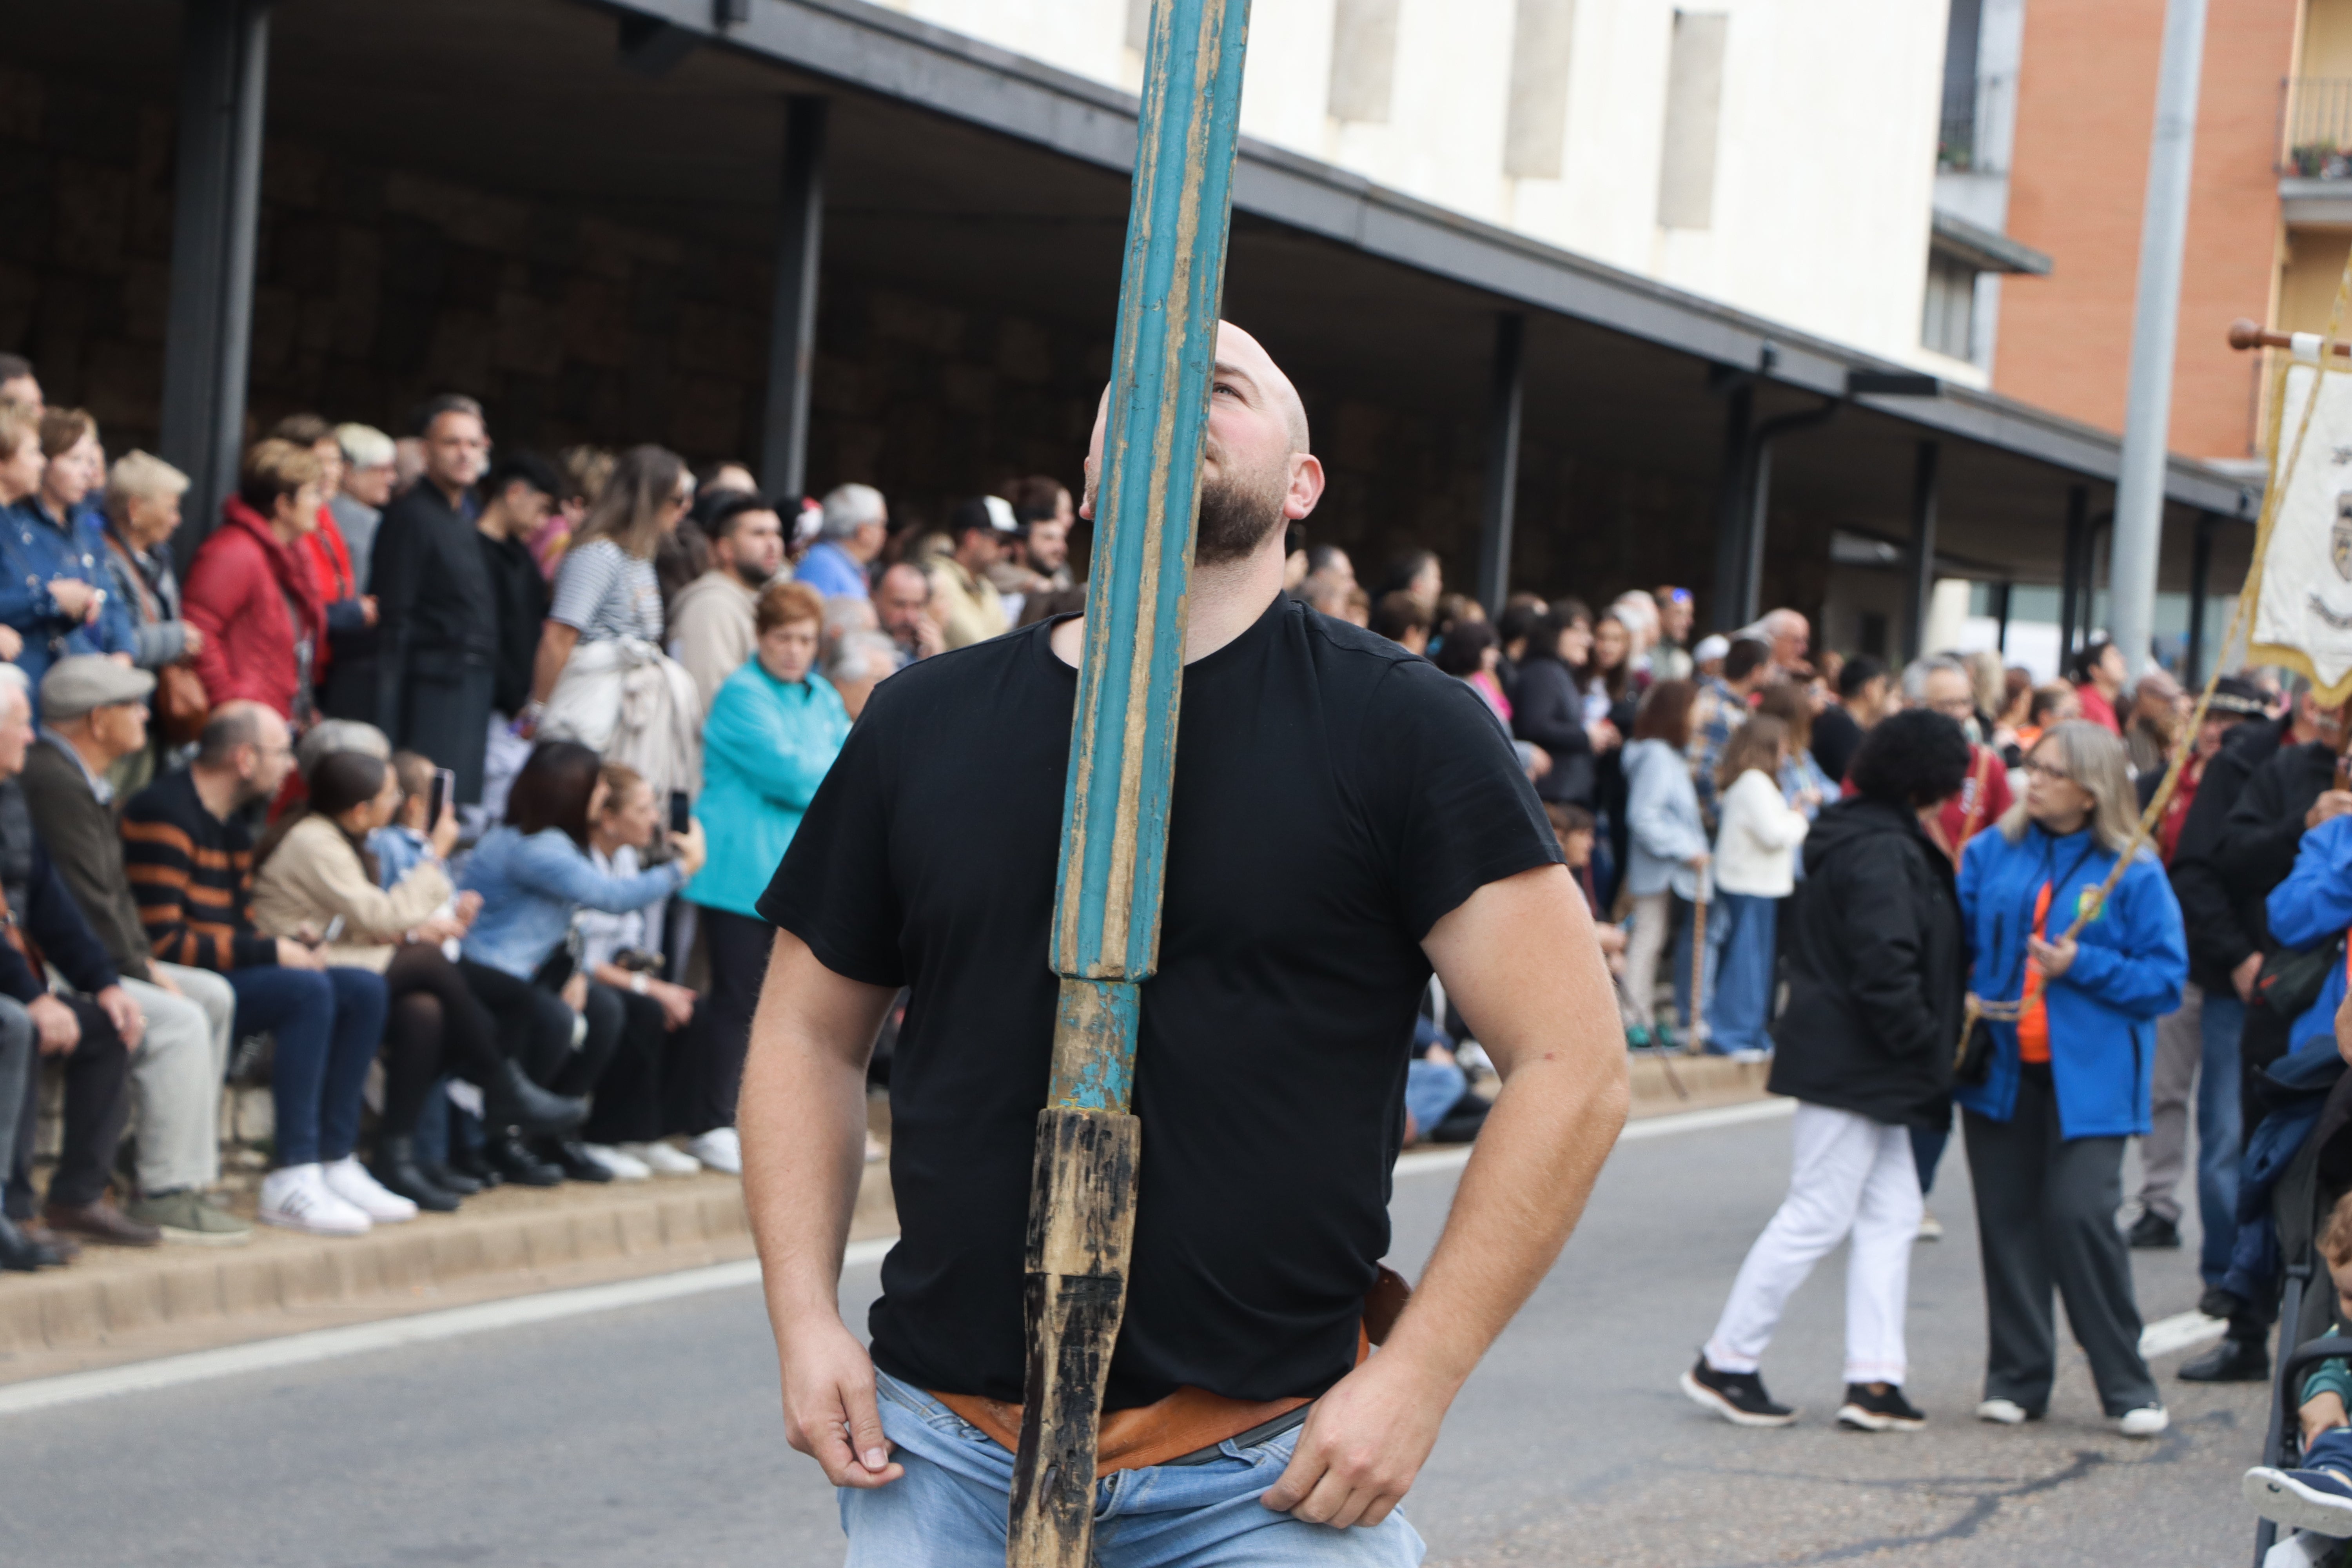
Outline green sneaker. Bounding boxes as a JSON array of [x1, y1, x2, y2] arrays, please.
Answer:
[[125, 1190, 253, 1247]]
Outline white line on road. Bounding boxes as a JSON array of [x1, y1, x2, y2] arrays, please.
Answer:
[[1393, 1093, 1796, 1179], [0, 1236, 896, 1420]]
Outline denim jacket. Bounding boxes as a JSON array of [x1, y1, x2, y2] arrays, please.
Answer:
[[1624, 737, 1708, 901], [0, 498, 136, 699], [457, 825, 685, 980]]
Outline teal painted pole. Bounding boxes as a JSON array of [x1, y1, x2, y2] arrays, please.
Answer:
[[1007, 0, 1251, 1560]]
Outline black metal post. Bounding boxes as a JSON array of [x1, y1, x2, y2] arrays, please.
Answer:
[[1902, 441, 1940, 662], [762, 95, 828, 499], [2187, 511, 2213, 681], [1737, 400, 1840, 630], [1993, 580, 2013, 659], [158, 0, 269, 562], [2059, 485, 2088, 661], [1710, 382, 1753, 633], [1474, 314, 1525, 618]]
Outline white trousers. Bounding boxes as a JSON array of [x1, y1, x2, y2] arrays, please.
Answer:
[[1704, 1101, 1922, 1386], [123, 964, 237, 1194]]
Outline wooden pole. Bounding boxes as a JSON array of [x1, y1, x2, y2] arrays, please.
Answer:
[[1007, 2, 1251, 1564]]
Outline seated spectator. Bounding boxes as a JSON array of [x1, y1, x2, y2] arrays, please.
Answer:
[[330, 421, 397, 590], [0, 993, 38, 1269], [2244, 1187, 2352, 1537], [122, 702, 396, 1236], [1370, 590, 1433, 655], [673, 490, 786, 714], [22, 657, 246, 1245], [4, 407, 127, 697], [686, 581, 849, 1174], [371, 750, 441, 891], [252, 748, 587, 1210], [183, 439, 328, 724], [877, 561, 944, 666], [0, 665, 156, 1250], [574, 763, 708, 1180], [927, 496, 1017, 648], [473, 451, 564, 821], [458, 741, 705, 1183], [825, 630, 901, 721], [799, 483, 888, 601]]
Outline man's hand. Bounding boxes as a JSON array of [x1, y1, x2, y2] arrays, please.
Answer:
[[27, 994, 80, 1055], [2309, 789, 2352, 831], [94, 984, 145, 1050], [47, 579, 94, 621], [2305, 1390, 2349, 1443], [2236, 950, 2266, 1005], [1261, 1348, 1450, 1528], [359, 595, 380, 628], [0, 626, 20, 661], [650, 976, 697, 1031], [778, 1312, 903, 1489], [275, 937, 325, 970]]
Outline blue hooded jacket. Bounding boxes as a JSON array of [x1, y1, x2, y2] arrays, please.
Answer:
[[1953, 822, 2186, 1139], [2264, 813, 2352, 1054]]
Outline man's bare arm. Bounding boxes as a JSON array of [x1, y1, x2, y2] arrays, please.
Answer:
[[1263, 862, 1630, 1528], [739, 928, 902, 1488]]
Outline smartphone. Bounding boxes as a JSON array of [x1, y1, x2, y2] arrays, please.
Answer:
[[430, 769, 455, 823], [668, 792, 692, 835]]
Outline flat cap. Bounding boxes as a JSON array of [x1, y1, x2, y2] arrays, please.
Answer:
[[38, 655, 154, 721]]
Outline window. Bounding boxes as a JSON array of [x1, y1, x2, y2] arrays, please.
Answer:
[[1504, 0, 1578, 180], [1125, 0, 1150, 53], [1921, 250, 1976, 360], [1657, 11, 1727, 230], [1329, 0, 1402, 124]]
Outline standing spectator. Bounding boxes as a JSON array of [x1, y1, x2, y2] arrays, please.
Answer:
[[927, 497, 1018, 648], [373, 395, 497, 805], [1623, 680, 1708, 1050], [1370, 590, 1432, 655], [1757, 683, 1836, 826], [0, 352, 40, 412], [273, 414, 377, 722], [1377, 548, 1443, 611], [0, 403, 37, 662], [876, 561, 945, 667], [1651, 585, 1697, 682], [1007, 475, 1075, 592], [2122, 666, 2184, 777], [528, 444, 688, 714], [686, 581, 851, 1175], [2069, 638, 2129, 734], [1432, 620, 1511, 726], [798, 483, 887, 601], [535, 445, 614, 577], [1751, 608, 1813, 681], [1691, 637, 1771, 826], [1810, 654, 1887, 784], [1908, 656, 2013, 867], [95, 451, 202, 673], [672, 491, 786, 714], [2014, 683, 2080, 756], [1957, 720, 2183, 1437], [471, 451, 563, 822], [1682, 709, 1969, 1430], [1514, 605, 1609, 811], [183, 439, 328, 724], [24, 658, 245, 1245], [824, 630, 900, 722], [3, 407, 127, 697], [1992, 666, 2035, 762], [122, 703, 397, 1236], [1707, 716, 1809, 1058], [330, 422, 397, 591]]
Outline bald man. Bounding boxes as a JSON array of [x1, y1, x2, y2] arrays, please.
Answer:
[[743, 324, 1629, 1564]]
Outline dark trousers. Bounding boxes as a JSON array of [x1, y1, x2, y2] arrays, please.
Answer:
[[228, 966, 388, 1169], [1963, 1066, 2158, 1416], [690, 906, 773, 1136], [457, 960, 583, 1087], [7, 997, 131, 1213], [380, 946, 505, 1141], [583, 985, 707, 1145]]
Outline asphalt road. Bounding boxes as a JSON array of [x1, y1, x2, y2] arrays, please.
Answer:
[[0, 1103, 2271, 1567]]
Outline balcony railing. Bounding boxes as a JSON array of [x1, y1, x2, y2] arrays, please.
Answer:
[[2283, 77, 2352, 178]]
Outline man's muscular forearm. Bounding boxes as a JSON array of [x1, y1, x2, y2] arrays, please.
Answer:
[[1263, 864, 1630, 1528], [739, 930, 903, 1488]]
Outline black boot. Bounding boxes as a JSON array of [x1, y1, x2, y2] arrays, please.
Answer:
[[368, 1136, 463, 1213], [0, 1212, 64, 1271], [421, 1160, 482, 1196], [484, 1058, 590, 1139], [541, 1138, 614, 1183], [447, 1143, 503, 1189], [2179, 1335, 2270, 1383], [486, 1132, 563, 1187]]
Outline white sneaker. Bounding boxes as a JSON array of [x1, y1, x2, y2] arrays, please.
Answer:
[[1917, 1209, 1944, 1242], [866, 1133, 887, 1163], [581, 1143, 652, 1180], [622, 1140, 702, 1176], [2117, 1405, 2169, 1439], [1976, 1398, 2031, 1425], [686, 1126, 742, 1175], [322, 1156, 418, 1223], [258, 1163, 372, 1237]]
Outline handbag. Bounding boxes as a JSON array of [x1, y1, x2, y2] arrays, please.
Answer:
[[153, 661, 209, 748], [2254, 935, 2349, 1020]]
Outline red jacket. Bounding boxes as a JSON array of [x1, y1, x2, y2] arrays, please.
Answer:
[[297, 506, 358, 677], [183, 499, 327, 720]]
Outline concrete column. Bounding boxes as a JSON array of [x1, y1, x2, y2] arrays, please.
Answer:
[[761, 95, 828, 499], [1902, 441, 1939, 663], [1708, 382, 1753, 633], [158, 0, 269, 560], [1474, 313, 1524, 617]]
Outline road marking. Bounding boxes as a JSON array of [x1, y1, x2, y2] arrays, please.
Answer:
[[2140, 1310, 2227, 1359], [1394, 1094, 1796, 1178], [0, 1236, 896, 1420]]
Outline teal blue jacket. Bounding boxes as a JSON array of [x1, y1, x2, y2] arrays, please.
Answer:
[[686, 659, 851, 918]]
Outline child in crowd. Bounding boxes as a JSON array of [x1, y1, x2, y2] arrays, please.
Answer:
[[370, 751, 440, 891], [2246, 1185, 2352, 1543], [1708, 716, 1809, 1060], [1549, 800, 1629, 984]]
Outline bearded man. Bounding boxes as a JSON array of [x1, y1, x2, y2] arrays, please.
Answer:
[[742, 323, 1630, 1566]]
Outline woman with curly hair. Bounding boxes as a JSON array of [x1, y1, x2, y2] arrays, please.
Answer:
[[1683, 708, 1971, 1434]]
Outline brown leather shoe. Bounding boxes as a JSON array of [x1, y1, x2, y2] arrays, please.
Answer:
[[18, 1220, 80, 1261], [42, 1198, 162, 1248]]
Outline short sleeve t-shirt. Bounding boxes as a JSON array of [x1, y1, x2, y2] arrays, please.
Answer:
[[548, 539, 664, 644], [760, 594, 1563, 1411]]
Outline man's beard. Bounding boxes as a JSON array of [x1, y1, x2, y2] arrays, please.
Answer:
[[733, 559, 772, 590], [1193, 461, 1288, 566]]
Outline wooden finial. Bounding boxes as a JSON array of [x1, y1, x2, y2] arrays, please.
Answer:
[[2228, 317, 2352, 357]]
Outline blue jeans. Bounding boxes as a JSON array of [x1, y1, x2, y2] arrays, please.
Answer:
[[2198, 992, 2247, 1286], [2305, 1424, 2352, 1473], [1704, 892, 1778, 1054], [843, 1371, 1425, 1567], [227, 965, 388, 1167], [1405, 1060, 1467, 1138]]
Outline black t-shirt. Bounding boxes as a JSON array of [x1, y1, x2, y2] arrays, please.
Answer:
[[760, 594, 1562, 1410]]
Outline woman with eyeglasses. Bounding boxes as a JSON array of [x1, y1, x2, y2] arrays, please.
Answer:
[[1955, 719, 2186, 1438]]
